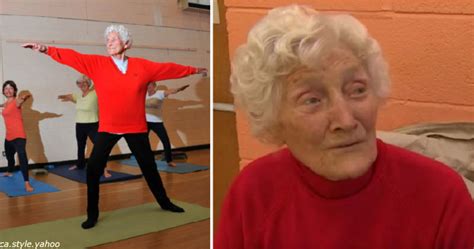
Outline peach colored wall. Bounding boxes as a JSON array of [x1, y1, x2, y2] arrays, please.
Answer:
[[224, 0, 474, 167]]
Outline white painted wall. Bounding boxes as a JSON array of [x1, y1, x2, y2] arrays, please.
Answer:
[[0, 1, 209, 167]]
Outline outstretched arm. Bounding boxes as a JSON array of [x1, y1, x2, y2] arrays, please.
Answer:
[[58, 94, 76, 103], [164, 84, 190, 97], [147, 59, 208, 82], [16, 94, 31, 108], [22, 43, 99, 78]]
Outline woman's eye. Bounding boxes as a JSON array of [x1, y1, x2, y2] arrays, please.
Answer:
[[354, 87, 366, 94], [303, 97, 320, 105], [349, 84, 368, 97]]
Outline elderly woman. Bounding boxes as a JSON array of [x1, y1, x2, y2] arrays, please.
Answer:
[[1, 81, 33, 192], [215, 5, 474, 248], [23, 24, 206, 229], [58, 75, 110, 177]]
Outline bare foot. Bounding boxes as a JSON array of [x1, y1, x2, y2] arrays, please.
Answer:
[[103, 169, 112, 178], [167, 162, 177, 167], [25, 182, 34, 192], [68, 165, 78, 170], [2, 172, 12, 177]]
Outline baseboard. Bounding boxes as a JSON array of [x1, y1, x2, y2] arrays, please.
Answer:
[[0, 144, 210, 172]]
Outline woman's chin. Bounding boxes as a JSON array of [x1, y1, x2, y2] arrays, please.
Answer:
[[320, 152, 377, 181]]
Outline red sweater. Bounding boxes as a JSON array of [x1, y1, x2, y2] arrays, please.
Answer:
[[215, 140, 474, 249], [47, 47, 197, 133]]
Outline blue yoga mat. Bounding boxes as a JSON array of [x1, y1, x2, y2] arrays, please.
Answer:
[[118, 157, 209, 174], [0, 171, 59, 197], [48, 165, 142, 184]]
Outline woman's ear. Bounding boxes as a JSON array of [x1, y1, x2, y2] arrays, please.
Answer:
[[124, 41, 130, 49]]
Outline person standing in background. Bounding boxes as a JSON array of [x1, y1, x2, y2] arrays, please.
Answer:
[[146, 82, 190, 167], [58, 75, 111, 177], [1, 80, 34, 192]]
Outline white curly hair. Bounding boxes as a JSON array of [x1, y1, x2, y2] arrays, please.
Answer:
[[104, 24, 133, 48], [231, 4, 390, 144], [76, 74, 92, 87]]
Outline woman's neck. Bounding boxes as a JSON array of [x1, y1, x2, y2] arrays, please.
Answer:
[[112, 53, 126, 61], [82, 89, 90, 97]]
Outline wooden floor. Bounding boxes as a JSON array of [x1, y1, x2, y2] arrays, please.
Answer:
[[0, 149, 210, 249]]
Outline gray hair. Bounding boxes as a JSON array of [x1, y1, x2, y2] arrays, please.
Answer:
[[231, 5, 390, 144], [76, 75, 92, 87], [104, 24, 133, 48]]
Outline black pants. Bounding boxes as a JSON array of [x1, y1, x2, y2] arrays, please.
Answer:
[[147, 122, 172, 162], [76, 122, 98, 169], [86, 132, 170, 220], [5, 138, 29, 181]]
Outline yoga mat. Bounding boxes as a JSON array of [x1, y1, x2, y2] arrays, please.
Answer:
[[48, 165, 142, 184], [0, 201, 209, 249], [0, 171, 59, 197], [118, 157, 209, 174]]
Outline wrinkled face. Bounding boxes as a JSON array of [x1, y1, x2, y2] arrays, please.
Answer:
[[77, 81, 90, 93], [278, 47, 381, 181], [106, 32, 126, 56], [3, 85, 16, 98]]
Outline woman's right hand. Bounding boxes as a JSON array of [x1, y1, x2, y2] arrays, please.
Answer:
[[22, 43, 48, 53], [58, 94, 73, 102]]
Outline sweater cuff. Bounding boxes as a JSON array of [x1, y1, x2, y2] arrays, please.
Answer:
[[46, 46, 55, 56]]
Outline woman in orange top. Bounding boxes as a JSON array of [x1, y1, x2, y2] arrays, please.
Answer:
[[1, 80, 33, 192]]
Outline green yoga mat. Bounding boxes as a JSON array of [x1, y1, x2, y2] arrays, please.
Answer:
[[0, 201, 209, 249]]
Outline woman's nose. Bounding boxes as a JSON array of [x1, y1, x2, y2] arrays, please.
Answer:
[[328, 97, 358, 132]]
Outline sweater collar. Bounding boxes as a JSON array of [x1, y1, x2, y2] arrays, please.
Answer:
[[288, 139, 384, 199], [111, 56, 129, 74]]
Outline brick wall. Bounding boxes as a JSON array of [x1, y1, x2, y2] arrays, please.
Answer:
[[224, 0, 474, 167]]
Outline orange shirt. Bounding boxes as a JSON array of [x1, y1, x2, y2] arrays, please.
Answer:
[[2, 99, 26, 141]]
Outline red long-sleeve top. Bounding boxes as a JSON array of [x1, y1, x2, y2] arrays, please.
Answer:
[[215, 139, 474, 249], [47, 47, 197, 133]]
